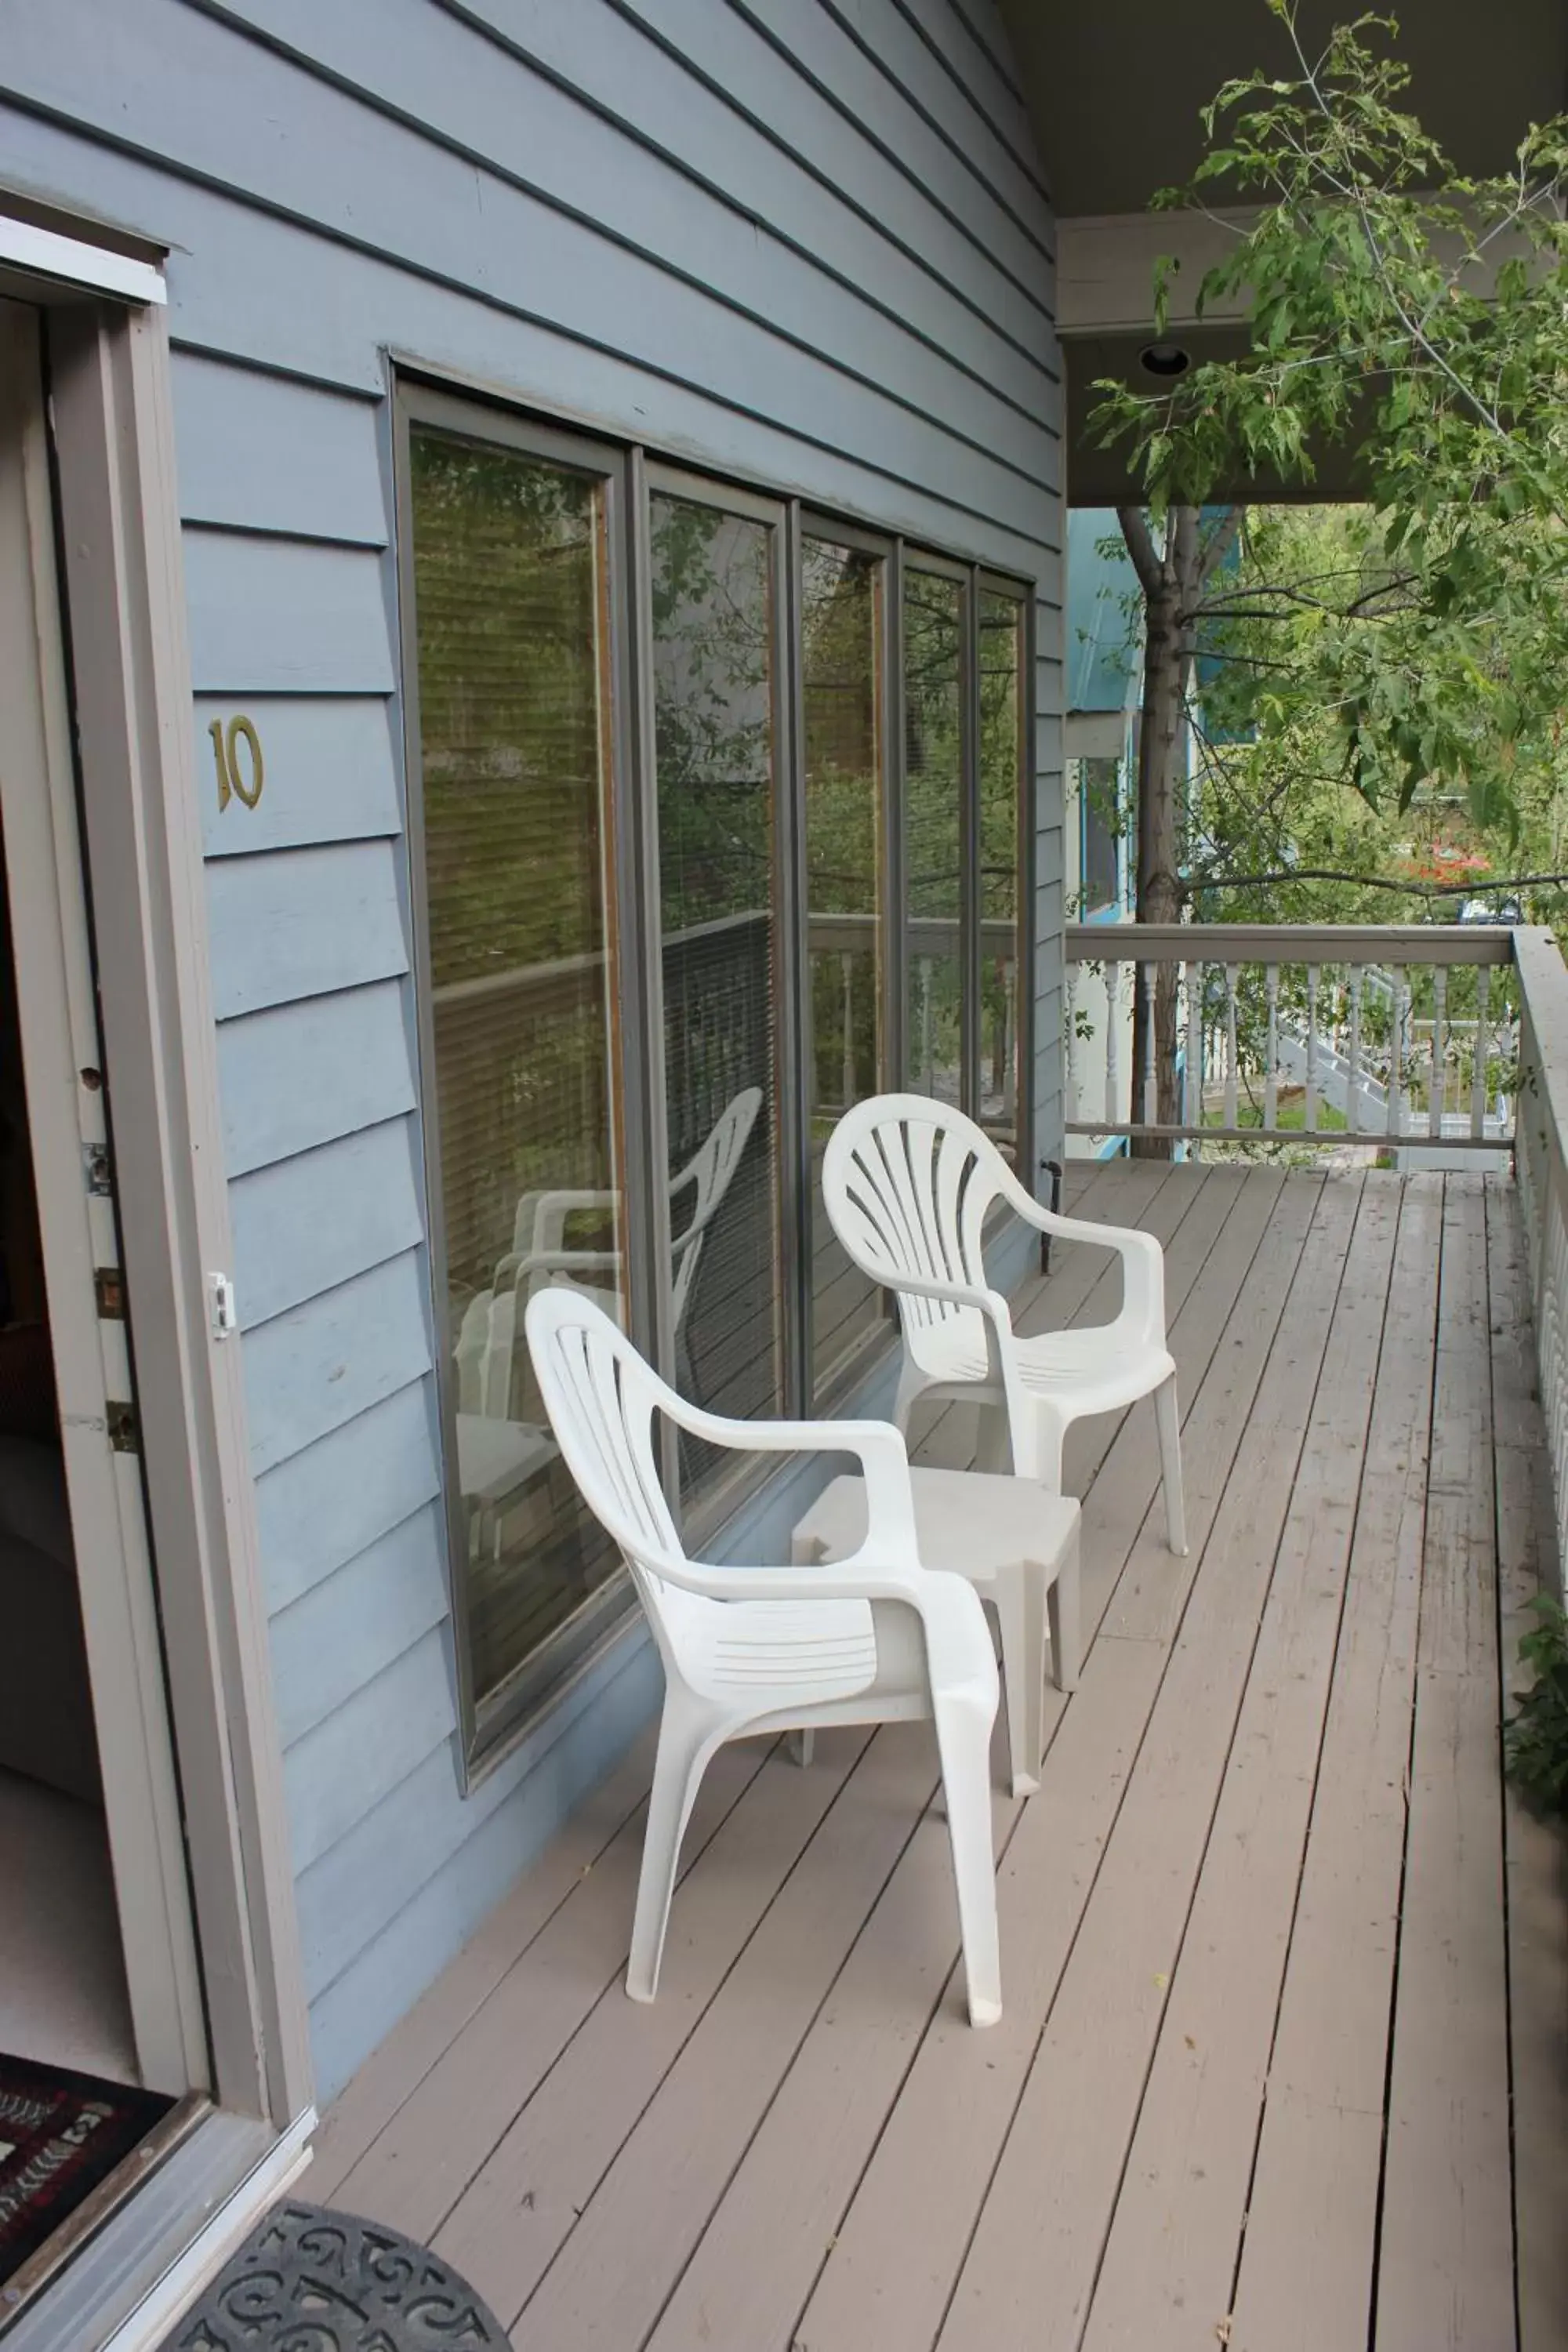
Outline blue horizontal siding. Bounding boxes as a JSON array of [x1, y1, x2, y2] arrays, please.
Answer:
[[173, 354, 388, 543], [305, 1632, 662, 2103], [183, 535, 397, 695], [255, 1380, 441, 1617], [240, 1247, 434, 1476], [230, 1116, 424, 1330], [0, 0, 1061, 2102], [269, 1501, 448, 1750], [197, 696, 402, 859], [205, 840, 408, 1018], [216, 981, 417, 1179]]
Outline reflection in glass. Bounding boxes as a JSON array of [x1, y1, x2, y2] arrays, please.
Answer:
[[411, 423, 622, 1711], [803, 538, 886, 1397], [979, 590, 1025, 1155], [902, 568, 964, 1103], [650, 492, 780, 1498]]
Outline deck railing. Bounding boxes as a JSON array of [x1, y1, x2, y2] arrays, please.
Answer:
[[1065, 923, 1519, 1155], [1512, 928, 1568, 1588]]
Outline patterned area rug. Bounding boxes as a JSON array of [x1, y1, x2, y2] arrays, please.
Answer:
[[0, 2050, 170, 2285], [162, 2201, 508, 2350]]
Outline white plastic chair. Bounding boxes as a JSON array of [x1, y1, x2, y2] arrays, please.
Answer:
[[524, 1283, 1004, 2027], [823, 1094, 1187, 1555]]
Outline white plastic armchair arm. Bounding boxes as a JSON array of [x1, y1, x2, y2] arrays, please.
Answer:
[[985, 1156, 1168, 1352], [632, 1407, 928, 1608]]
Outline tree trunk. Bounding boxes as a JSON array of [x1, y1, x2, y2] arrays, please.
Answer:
[[1128, 509, 1197, 1156]]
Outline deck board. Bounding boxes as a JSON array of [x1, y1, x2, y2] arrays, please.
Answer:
[[1375, 1180, 1515, 2352], [1078, 1175, 1401, 2352], [313, 1169, 1565, 2352], [1226, 1175, 1443, 2352]]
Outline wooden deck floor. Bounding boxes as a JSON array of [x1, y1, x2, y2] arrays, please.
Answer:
[[310, 1163, 1568, 2352]]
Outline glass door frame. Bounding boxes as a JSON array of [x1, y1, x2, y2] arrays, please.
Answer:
[[639, 460, 800, 1516], [395, 373, 1039, 1769], [394, 378, 648, 1773]]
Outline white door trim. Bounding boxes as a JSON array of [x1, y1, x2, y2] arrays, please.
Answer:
[[0, 296, 206, 2093], [0, 215, 165, 308], [45, 292, 315, 2128], [0, 211, 314, 2134]]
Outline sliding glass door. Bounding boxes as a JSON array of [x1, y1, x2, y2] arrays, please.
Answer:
[[399, 382, 1033, 1768], [403, 402, 629, 1744]]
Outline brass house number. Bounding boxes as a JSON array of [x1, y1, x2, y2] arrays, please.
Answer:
[[209, 714, 264, 811]]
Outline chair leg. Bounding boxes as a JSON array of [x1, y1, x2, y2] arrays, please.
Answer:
[[975, 1403, 1012, 1474], [892, 1356, 925, 1439], [1019, 1397, 1066, 1491], [787, 1729, 816, 1768], [1047, 1526, 1082, 1694], [931, 1688, 1003, 2027], [627, 1696, 719, 2004], [1154, 1374, 1189, 1556], [994, 1566, 1047, 1798]]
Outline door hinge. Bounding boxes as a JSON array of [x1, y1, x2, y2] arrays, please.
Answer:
[[94, 1266, 126, 1319], [208, 1271, 238, 1339], [106, 1400, 140, 1454], [83, 1142, 113, 1197]]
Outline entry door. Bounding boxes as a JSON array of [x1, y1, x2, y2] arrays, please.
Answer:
[[0, 296, 207, 2096]]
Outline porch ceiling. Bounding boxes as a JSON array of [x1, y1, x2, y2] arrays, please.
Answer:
[[997, 0, 1568, 504]]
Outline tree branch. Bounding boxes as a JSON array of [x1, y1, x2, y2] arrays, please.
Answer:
[[1116, 506, 1163, 599]]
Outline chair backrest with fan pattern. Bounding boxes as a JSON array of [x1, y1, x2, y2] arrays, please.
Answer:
[[523, 1285, 699, 1671], [822, 1094, 1009, 1334]]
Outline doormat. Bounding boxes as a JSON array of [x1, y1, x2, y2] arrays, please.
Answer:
[[161, 2201, 509, 2350], [0, 2050, 171, 2285]]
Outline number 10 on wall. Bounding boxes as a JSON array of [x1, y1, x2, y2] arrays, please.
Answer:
[[209, 714, 264, 811]]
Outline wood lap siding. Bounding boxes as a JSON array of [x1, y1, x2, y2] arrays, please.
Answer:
[[0, 0, 1060, 2100]]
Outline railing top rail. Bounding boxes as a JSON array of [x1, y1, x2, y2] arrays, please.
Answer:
[[1065, 922, 1515, 967], [1515, 926, 1568, 1165]]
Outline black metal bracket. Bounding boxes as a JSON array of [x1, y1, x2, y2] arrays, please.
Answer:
[[1039, 1156, 1064, 1276]]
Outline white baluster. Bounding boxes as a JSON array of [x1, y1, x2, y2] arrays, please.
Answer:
[[1224, 964, 1240, 1131], [1065, 962, 1079, 1127], [1386, 973, 1408, 1137], [1428, 965, 1446, 1139], [1471, 965, 1490, 1138], [1104, 961, 1121, 1131], [840, 951, 855, 1112], [1141, 966, 1157, 1130], [1185, 960, 1203, 1149], [1305, 965, 1320, 1133], [1264, 964, 1279, 1131], [1347, 968, 1363, 1135], [920, 956, 935, 1092]]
